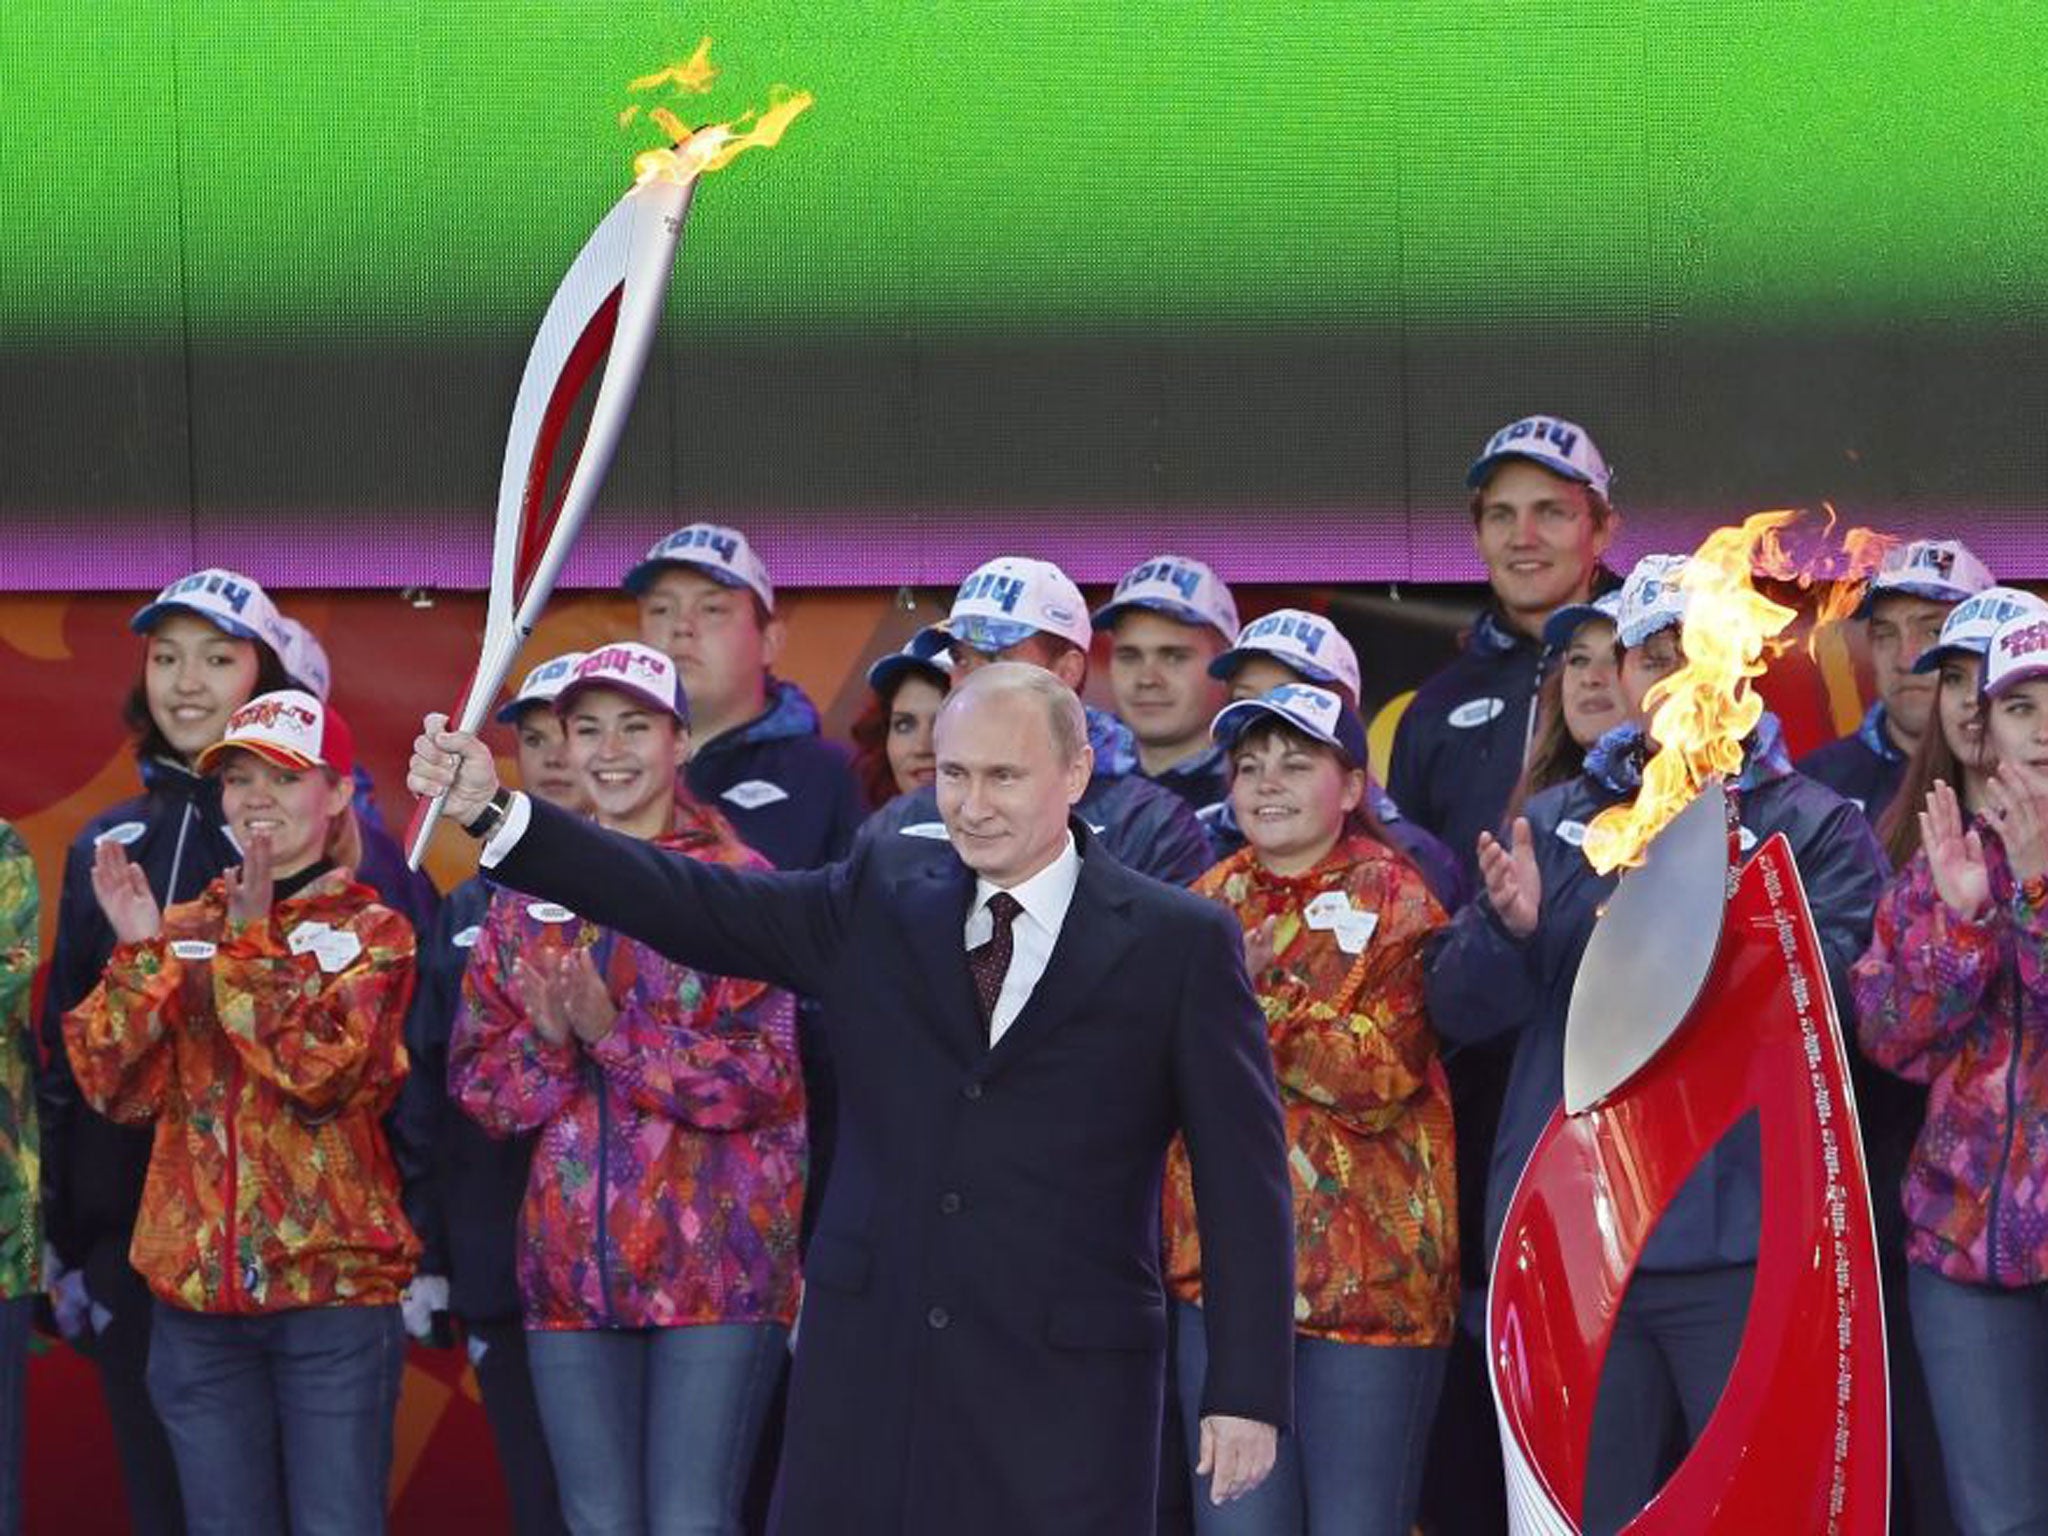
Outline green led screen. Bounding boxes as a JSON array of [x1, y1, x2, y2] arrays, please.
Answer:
[[5, 1, 2047, 589]]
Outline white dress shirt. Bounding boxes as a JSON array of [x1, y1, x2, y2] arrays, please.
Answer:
[[964, 834, 1081, 1046]]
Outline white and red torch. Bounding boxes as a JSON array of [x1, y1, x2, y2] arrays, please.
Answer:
[[406, 50, 811, 867]]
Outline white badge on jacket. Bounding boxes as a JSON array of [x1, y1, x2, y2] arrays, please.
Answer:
[[722, 780, 789, 810], [1303, 891, 1379, 954]]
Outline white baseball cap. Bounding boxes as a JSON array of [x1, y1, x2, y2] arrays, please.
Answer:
[[909, 557, 1093, 660], [1211, 682, 1368, 769], [1091, 554, 1239, 643], [274, 617, 332, 701], [1467, 415, 1614, 503], [196, 689, 355, 778], [130, 569, 292, 657], [622, 523, 776, 612], [495, 650, 589, 723], [1983, 610, 2048, 699], [1910, 587, 2048, 674], [1854, 538, 1996, 618], [557, 642, 689, 726], [1208, 609, 1361, 699], [1616, 554, 1691, 648]]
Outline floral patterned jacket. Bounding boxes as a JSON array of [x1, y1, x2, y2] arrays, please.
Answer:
[[1854, 825, 2048, 1287], [1165, 835, 1458, 1345], [0, 823, 41, 1299], [451, 794, 804, 1331], [63, 868, 419, 1312]]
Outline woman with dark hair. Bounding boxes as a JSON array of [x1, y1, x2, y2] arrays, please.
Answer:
[[1165, 682, 1455, 1535], [1876, 587, 2048, 870], [1505, 593, 1623, 824], [38, 569, 298, 1536], [65, 689, 419, 1533], [848, 644, 949, 809]]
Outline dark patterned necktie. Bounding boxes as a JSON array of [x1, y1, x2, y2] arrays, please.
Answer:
[[968, 891, 1024, 1027]]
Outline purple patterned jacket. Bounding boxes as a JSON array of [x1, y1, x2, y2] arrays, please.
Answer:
[[450, 795, 805, 1329], [1853, 826, 2048, 1287]]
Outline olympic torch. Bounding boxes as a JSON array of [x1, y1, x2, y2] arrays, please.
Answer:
[[405, 63, 812, 868]]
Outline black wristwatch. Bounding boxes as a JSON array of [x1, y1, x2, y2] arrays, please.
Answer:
[[461, 788, 513, 840]]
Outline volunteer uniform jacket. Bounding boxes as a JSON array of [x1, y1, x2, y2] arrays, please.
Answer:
[[1425, 723, 1886, 1268], [39, 757, 432, 1309], [861, 706, 1216, 889], [685, 678, 863, 873], [486, 799, 1294, 1536]]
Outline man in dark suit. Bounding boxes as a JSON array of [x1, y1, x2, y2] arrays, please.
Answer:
[[410, 662, 1294, 1535]]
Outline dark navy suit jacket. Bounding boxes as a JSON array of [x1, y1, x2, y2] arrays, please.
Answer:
[[491, 799, 1294, 1535]]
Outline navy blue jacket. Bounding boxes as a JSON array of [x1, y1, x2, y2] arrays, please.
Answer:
[[489, 799, 1294, 1535], [863, 708, 1215, 889], [685, 679, 862, 872], [1796, 704, 1908, 826], [394, 875, 533, 1323], [1425, 730, 1885, 1272], [39, 757, 432, 1305]]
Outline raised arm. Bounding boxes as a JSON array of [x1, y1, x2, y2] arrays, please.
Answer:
[[411, 717, 847, 993]]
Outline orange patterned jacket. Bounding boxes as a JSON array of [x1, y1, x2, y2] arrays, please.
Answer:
[[1165, 836, 1459, 1346], [64, 868, 420, 1313]]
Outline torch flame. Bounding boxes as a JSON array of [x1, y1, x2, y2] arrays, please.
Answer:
[[1582, 511, 1804, 875], [622, 42, 814, 188]]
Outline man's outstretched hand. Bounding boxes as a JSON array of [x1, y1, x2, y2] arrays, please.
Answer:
[[407, 714, 503, 828]]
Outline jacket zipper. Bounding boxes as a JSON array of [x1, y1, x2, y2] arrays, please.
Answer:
[[590, 1057, 620, 1326], [1987, 942, 2023, 1286], [222, 1049, 245, 1308]]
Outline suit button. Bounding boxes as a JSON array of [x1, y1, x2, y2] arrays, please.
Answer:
[[927, 1305, 951, 1330], [938, 1191, 962, 1215], [962, 1081, 984, 1101]]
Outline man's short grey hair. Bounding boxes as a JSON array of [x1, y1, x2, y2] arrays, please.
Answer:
[[943, 661, 1089, 765]]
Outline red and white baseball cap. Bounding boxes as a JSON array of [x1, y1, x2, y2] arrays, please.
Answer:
[[196, 689, 355, 778], [556, 642, 689, 725]]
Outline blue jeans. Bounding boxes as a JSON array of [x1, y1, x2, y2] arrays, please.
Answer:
[[1175, 1301, 1446, 1536], [146, 1301, 405, 1536], [525, 1323, 787, 1536], [1582, 1265, 1754, 1536], [1908, 1265, 2048, 1536], [0, 1296, 32, 1536]]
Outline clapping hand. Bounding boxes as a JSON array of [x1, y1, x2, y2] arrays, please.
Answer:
[[222, 833, 274, 931], [1477, 817, 1541, 938], [1921, 779, 1991, 920], [90, 841, 162, 945], [1983, 763, 2048, 886], [1243, 915, 1280, 978], [514, 947, 617, 1047]]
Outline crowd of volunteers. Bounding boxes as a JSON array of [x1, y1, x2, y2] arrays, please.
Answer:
[[7, 412, 2046, 1536]]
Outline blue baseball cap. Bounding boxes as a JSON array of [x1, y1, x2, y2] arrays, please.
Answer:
[[1541, 591, 1624, 653], [1211, 682, 1368, 769], [866, 642, 952, 700]]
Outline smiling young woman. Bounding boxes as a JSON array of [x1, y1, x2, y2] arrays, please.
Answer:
[[1164, 681, 1458, 1536], [62, 688, 418, 1533]]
